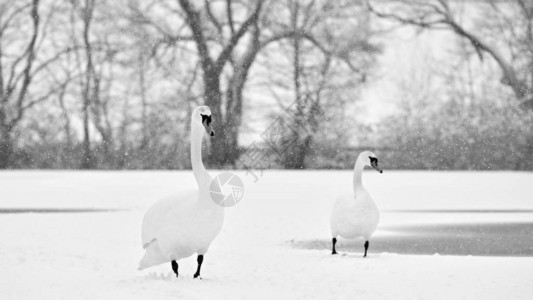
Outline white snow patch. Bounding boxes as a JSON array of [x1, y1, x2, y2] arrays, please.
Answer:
[[0, 171, 532, 299]]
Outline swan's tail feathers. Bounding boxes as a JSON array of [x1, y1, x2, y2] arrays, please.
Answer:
[[138, 239, 168, 270]]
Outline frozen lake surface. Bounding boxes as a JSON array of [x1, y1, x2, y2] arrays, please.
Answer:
[[295, 217, 533, 256], [1, 171, 532, 299]]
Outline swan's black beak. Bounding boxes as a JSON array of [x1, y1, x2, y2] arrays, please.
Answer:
[[370, 161, 382, 173], [203, 125, 214, 137]]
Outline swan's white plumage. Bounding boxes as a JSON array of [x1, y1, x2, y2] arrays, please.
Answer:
[[330, 192, 379, 240], [139, 190, 224, 269], [139, 106, 224, 271], [330, 151, 381, 242]]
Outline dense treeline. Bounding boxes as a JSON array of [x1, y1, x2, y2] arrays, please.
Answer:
[[0, 0, 532, 170]]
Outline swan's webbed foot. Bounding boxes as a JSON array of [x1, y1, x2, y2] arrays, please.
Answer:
[[332, 237, 338, 255], [193, 255, 204, 279], [363, 240, 369, 257], [171, 260, 179, 277]]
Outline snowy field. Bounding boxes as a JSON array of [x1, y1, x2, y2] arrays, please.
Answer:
[[1, 170, 532, 299]]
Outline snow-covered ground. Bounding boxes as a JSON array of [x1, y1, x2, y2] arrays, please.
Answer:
[[1, 170, 532, 299]]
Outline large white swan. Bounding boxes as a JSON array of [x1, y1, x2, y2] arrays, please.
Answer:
[[330, 151, 382, 257], [139, 106, 224, 278]]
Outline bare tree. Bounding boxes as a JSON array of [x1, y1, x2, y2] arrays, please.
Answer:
[[367, 0, 533, 168], [69, 0, 103, 168], [68, 0, 125, 168], [262, 0, 380, 169], [0, 0, 70, 168], [176, 0, 263, 167]]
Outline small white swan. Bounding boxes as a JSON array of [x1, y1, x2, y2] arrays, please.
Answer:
[[330, 151, 382, 257], [139, 106, 224, 278]]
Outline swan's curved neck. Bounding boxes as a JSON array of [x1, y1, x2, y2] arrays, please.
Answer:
[[191, 120, 210, 188], [353, 156, 365, 196]]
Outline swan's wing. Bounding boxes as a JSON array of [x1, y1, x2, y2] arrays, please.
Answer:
[[141, 190, 196, 248], [331, 194, 353, 214], [330, 194, 353, 234]]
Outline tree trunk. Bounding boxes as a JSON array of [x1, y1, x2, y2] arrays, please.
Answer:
[[225, 78, 243, 165], [282, 2, 307, 169], [79, 0, 95, 169], [139, 54, 149, 151], [523, 125, 533, 170], [178, 0, 262, 168], [0, 0, 40, 169], [223, 52, 257, 167], [81, 98, 92, 169], [204, 73, 234, 167], [0, 125, 13, 169]]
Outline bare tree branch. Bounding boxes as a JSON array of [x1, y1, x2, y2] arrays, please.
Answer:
[[367, 0, 530, 100], [204, 0, 223, 37], [213, 0, 263, 74], [178, 0, 214, 73], [0, 3, 31, 35], [226, 0, 235, 36], [14, 0, 40, 122]]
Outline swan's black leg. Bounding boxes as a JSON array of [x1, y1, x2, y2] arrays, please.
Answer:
[[193, 255, 204, 279], [363, 240, 369, 257], [171, 260, 179, 277], [332, 237, 338, 255]]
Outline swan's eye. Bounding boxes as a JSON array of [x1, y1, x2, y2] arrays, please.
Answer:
[[369, 157, 378, 164]]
